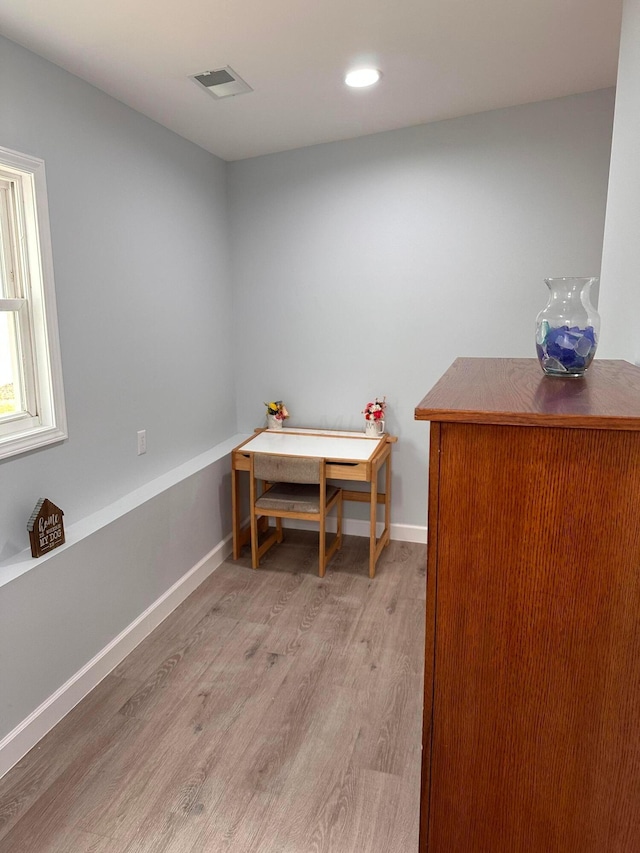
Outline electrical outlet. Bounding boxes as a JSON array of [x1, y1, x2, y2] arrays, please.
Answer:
[[137, 429, 147, 455]]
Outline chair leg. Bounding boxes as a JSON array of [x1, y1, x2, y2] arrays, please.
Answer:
[[250, 509, 260, 569], [319, 509, 327, 578], [322, 492, 343, 574], [249, 465, 260, 569]]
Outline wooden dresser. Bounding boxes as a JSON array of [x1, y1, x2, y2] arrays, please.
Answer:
[[414, 358, 640, 852]]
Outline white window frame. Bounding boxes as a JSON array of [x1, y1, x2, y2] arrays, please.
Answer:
[[0, 145, 67, 460]]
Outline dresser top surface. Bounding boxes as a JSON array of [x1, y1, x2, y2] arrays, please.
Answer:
[[415, 358, 640, 430]]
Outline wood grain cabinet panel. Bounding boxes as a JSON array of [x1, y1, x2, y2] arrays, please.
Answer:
[[415, 358, 640, 853]]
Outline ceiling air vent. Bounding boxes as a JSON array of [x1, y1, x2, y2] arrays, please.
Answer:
[[190, 67, 253, 99]]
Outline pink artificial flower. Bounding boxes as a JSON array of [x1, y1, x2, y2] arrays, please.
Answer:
[[363, 397, 386, 421]]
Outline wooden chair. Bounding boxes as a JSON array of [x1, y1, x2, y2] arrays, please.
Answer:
[[249, 453, 343, 577]]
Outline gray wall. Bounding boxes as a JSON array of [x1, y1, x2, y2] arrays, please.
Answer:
[[0, 454, 233, 741], [228, 89, 615, 528], [0, 34, 238, 745], [0, 34, 235, 560], [600, 0, 640, 361]]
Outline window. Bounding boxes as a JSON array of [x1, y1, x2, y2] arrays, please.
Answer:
[[0, 146, 67, 460]]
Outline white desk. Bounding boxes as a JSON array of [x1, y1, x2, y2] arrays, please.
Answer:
[[232, 428, 395, 577]]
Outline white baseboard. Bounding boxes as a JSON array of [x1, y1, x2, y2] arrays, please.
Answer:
[[282, 516, 427, 544], [342, 518, 427, 544], [388, 522, 428, 544], [0, 535, 232, 780]]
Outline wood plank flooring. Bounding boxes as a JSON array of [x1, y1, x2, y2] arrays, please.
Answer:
[[0, 532, 426, 852]]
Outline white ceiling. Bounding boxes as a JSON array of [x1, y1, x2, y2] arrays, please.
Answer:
[[0, 0, 623, 162]]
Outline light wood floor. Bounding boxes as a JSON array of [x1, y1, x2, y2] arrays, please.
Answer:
[[0, 532, 426, 853]]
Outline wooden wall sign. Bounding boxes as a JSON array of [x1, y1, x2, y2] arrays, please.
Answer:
[[27, 498, 65, 558]]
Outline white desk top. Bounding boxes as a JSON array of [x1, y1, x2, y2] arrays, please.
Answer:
[[239, 428, 383, 462]]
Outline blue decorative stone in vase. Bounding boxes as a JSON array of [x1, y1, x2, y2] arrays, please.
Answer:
[[535, 277, 600, 377]]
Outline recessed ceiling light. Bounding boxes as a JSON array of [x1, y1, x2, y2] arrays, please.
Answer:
[[345, 68, 381, 88]]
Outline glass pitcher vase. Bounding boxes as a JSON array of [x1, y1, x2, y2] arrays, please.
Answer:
[[535, 277, 600, 377]]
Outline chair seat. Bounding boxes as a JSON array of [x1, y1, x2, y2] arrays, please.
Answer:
[[256, 482, 340, 514]]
